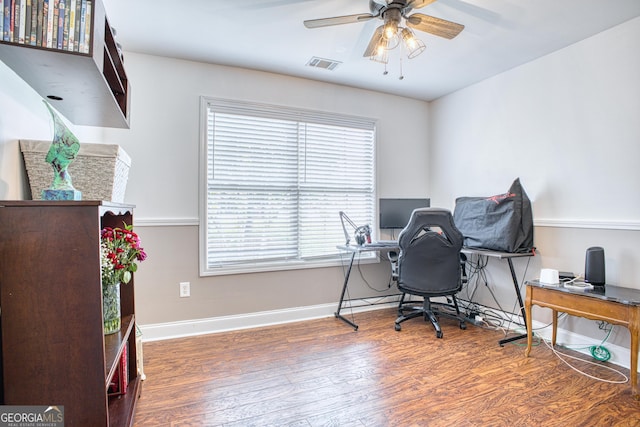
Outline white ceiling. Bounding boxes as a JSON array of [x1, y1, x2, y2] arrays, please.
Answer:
[[102, 0, 640, 101]]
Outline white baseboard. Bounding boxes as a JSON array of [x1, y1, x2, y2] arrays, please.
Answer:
[[528, 318, 634, 373], [138, 297, 636, 374], [138, 295, 403, 342], [465, 302, 635, 373], [442, 298, 635, 373]]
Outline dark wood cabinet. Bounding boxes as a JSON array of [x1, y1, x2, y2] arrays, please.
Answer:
[[0, 201, 140, 427], [0, 0, 130, 128]]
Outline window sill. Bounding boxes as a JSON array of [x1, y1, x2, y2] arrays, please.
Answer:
[[200, 253, 379, 277]]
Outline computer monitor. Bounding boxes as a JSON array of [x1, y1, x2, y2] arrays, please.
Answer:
[[379, 198, 431, 229]]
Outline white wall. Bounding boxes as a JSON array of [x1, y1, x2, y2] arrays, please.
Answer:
[[430, 17, 640, 222], [0, 53, 431, 326], [429, 17, 640, 353], [97, 54, 432, 222]]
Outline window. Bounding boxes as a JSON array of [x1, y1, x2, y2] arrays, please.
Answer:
[[200, 97, 376, 275]]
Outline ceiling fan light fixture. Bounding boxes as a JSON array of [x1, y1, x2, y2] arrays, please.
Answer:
[[381, 21, 400, 50], [401, 27, 426, 58], [370, 42, 389, 64], [383, 20, 398, 40], [304, 0, 465, 78]]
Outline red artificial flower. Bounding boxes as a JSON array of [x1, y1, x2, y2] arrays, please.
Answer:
[[100, 223, 147, 285]]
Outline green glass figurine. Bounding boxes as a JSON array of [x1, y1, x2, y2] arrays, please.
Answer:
[[42, 101, 82, 200]]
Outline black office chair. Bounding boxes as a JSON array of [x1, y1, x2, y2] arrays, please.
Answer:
[[394, 207, 467, 338]]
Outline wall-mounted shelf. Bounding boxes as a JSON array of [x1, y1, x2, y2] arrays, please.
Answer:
[[0, 0, 130, 128]]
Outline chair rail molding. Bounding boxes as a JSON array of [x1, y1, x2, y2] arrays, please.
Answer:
[[534, 218, 640, 231], [136, 218, 640, 231], [135, 217, 199, 227]]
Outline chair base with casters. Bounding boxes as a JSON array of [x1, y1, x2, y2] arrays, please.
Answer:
[[394, 293, 467, 338]]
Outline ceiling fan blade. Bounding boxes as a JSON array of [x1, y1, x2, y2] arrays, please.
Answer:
[[363, 25, 384, 57], [406, 0, 438, 9], [304, 13, 375, 29], [406, 13, 464, 39]]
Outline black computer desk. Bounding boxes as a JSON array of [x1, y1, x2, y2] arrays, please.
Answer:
[[461, 247, 535, 346], [335, 243, 535, 341], [335, 242, 400, 330]]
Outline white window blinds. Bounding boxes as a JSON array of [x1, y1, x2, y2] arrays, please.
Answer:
[[202, 98, 376, 273]]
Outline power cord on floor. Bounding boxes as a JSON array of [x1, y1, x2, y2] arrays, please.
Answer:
[[561, 321, 614, 362], [460, 253, 532, 330], [590, 345, 611, 362], [591, 321, 613, 362], [538, 332, 628, 385], [457, 255, 618, 367]]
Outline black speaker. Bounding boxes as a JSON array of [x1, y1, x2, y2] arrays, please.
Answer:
[[585, 246, 605, 286]]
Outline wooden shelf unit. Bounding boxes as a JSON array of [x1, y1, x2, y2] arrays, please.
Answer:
[[0, 200, 141, 427], [0, 0, 130, 128]]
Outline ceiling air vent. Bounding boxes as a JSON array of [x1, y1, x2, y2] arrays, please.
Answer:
[[306, 57, 341, 71]]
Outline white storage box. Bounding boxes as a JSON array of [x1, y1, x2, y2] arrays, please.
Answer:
[[20, 139, 131, 202]]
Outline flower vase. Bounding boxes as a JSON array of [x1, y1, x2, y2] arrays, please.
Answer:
[[103, 282, 121, 335]]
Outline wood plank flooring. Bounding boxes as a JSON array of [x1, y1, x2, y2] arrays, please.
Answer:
[[132, 308, 639, 426]]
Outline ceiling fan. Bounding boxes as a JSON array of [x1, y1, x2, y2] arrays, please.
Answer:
[[304, 0, 464, 62]]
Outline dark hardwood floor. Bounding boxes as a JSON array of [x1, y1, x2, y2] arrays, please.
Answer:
[[132, 308, 639, 426]]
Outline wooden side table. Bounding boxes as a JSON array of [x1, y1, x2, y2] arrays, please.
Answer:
[[524, 280, 640, 398]]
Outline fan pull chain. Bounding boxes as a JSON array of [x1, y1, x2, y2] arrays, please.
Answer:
[[399, 56, 404, 80]]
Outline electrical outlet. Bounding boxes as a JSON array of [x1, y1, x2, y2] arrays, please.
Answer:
[[179, 282, 190, 298]]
